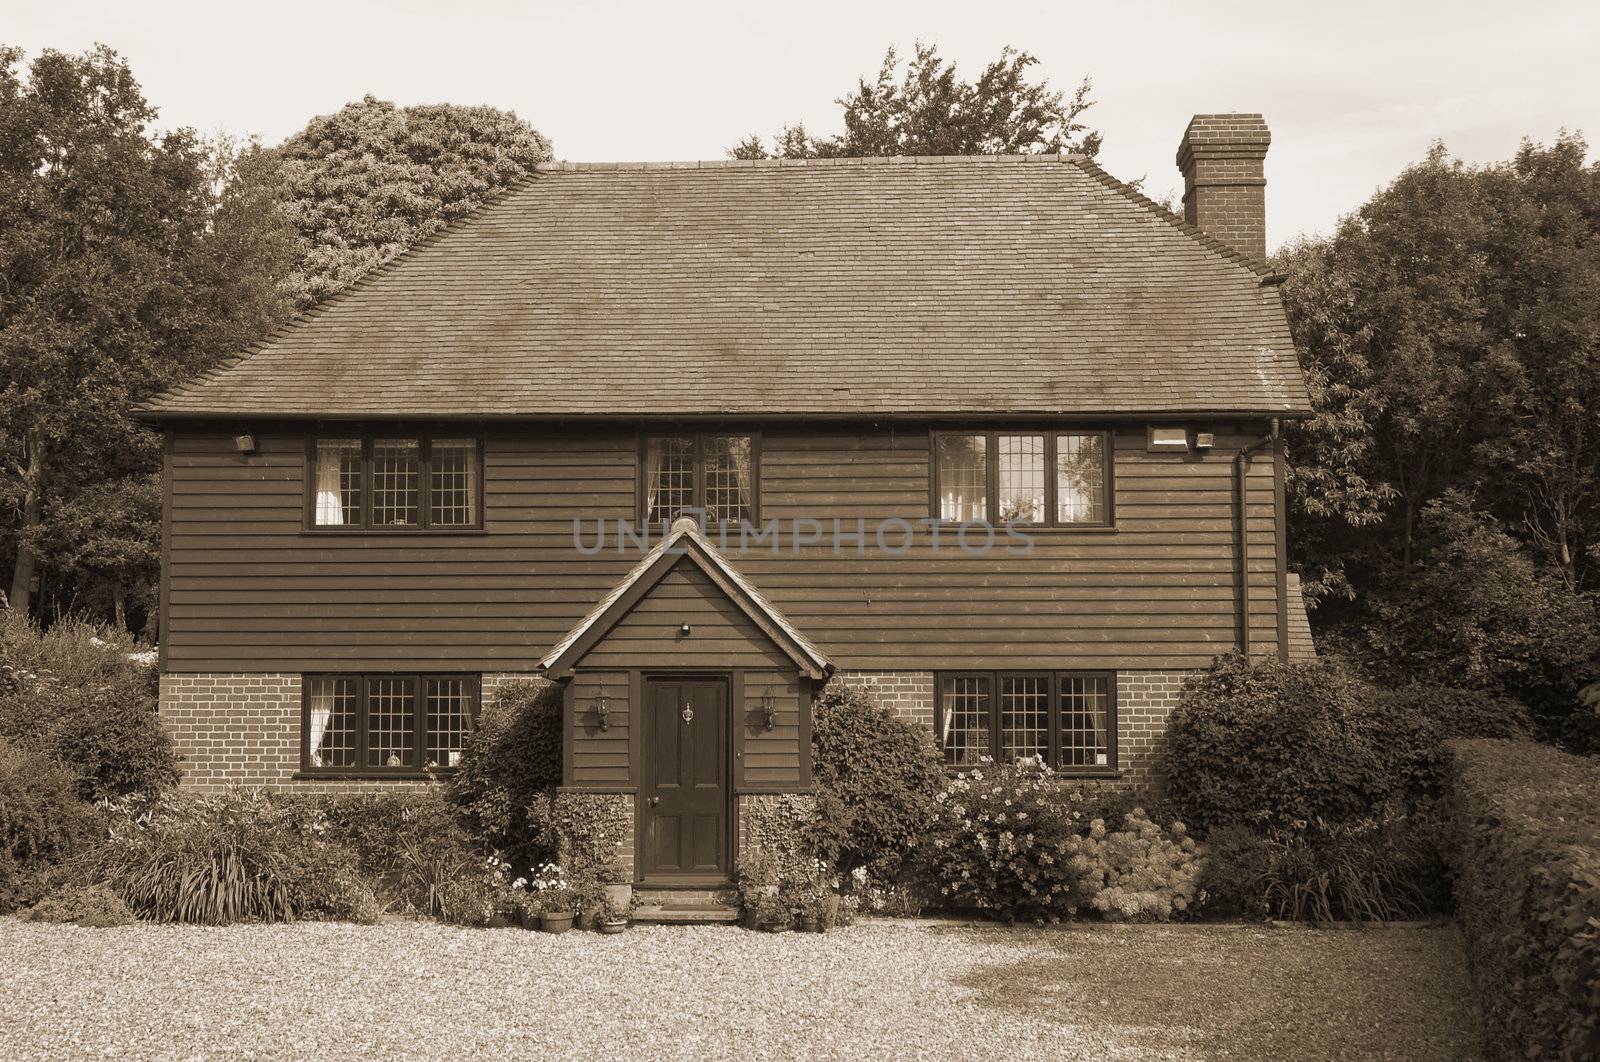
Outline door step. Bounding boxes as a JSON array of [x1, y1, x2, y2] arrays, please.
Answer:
[[632, 886, 740, 924]]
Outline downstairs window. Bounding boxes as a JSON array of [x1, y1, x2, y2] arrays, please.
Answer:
[[302, 674, 479, 774], [936, 671, 1116, 774]]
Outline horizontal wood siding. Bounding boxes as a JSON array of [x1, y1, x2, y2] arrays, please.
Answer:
[[739, 671, 802, 788], [164, 424, 1282, 672], [569, 670, 629, 787], [581, 560, 794, 670]]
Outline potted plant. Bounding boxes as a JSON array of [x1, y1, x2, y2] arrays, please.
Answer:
[[743, 892, 793, 932], [597, 896, 630, 934], [508, 879, 541, 930], [531, 863, 576, 933]]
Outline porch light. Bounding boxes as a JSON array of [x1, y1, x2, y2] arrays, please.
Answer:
[[233, 433, 257, 454], [761, 688, 776, 731], [596, 690, 610, 732]]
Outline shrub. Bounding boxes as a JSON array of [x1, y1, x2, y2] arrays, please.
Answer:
[[1064, 810, 1202, 922], [0, 612, 177, 800], [1166, 654, 1403, 833], [1445, 738, 1600, 1061], [0, 736, 101, 913], [24, 883, 134, 927], [92, 790, 379, 925], [809, 681, 944, 877], [922, 759, 1092, 921], [1381, 685, 1536, 800], [447, 679, 561, 869]]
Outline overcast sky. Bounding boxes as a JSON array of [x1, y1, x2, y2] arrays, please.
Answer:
[[11, 0, 1599, 250]]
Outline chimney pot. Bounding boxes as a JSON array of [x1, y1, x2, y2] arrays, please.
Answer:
[[1176, 113, 1271, 260]]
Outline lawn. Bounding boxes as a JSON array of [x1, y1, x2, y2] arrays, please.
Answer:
[[0, 917, 1479, 1060]]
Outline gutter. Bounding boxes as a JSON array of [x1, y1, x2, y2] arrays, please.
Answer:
[[1234, 420, 1280, 658]]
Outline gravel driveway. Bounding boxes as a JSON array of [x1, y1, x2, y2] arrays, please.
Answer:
[[2, 918, 1479, 1061]]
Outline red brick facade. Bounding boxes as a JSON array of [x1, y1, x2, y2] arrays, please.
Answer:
[[835, 669, 1194, 792], [1176, 113, 1271, 260]]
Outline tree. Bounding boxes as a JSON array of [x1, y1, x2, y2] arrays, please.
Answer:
[[1277, 136, 1600, 717], [273, 96, 553, 307], [0, 45, 292, 625], [729, 42, 1099, 161]]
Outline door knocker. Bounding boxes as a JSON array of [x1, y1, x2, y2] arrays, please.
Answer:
[[681, 703, 694, 724]]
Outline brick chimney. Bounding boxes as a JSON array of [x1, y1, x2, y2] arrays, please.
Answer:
[[1176, 113, 1271, 260]]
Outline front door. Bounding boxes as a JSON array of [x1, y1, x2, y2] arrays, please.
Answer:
[[640, 677, 730, 882]]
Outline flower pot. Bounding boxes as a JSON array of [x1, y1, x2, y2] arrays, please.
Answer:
[[599, 919, 628, 935], [517, 908, 541, 930], [486, 913, 512, 929], [603, 883, 633, 909], [540, 911, 576, 934], [798, 916, 822, 933]]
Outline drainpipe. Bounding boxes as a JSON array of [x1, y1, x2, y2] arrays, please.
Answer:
[[1234, 423, 1277, 658]]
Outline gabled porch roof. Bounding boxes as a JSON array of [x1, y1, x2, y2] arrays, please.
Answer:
[[538, 517, 832, 681]]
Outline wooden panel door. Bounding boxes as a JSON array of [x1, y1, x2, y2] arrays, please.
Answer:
[[641, 677, 729, 881]]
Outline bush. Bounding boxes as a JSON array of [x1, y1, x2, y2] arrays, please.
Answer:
[[1445, 739, 1600, 1061], [0, 612, 177, 800], [447, 679, 561, 869], [92, 790, 379, 925], [1166, 654, 1403, 833], [1065, 810, 1202, 922], [809, 681, 944, 877], [24, 883, 134, 927], [0, 736, 101, 913], [922, 759, 1093, 921], [1381, 685, 1536, 800]]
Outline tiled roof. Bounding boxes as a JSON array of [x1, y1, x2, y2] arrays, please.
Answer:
[[539, 517, 832, 680], [141, 154, 1310, 419]]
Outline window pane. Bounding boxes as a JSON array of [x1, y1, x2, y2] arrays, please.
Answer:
[[703, 435, 753, 524], [371, 439, 420, 526], [997, 435, 1045, 524], [1056, 433, 1107, 524], [430, 439, 478, 526], [425, 678, 473, 769], [1000, 676, 1050, 761], [937, 434, 987, 522], [367, 677, 417, 768], [313, 440, 362, 526], [940, 676, 991, 766], [307, 676, 358, 768], [1059, 676, 1111, 768], [645, 436, 695, 524]]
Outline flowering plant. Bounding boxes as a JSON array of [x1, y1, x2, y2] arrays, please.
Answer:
[[529, 862, 573, 911], [1063, 810, 1204, 921]]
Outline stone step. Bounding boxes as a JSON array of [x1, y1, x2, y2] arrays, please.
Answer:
[[632, 887, 738, 907], [633, 904, 741, 924]]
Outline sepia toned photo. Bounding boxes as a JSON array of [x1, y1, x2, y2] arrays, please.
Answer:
[[2, 2, 1598, 1058]]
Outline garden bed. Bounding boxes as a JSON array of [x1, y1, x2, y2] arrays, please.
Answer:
[[1, 918, 1479, 1060]]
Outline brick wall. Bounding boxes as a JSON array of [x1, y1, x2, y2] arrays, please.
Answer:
[[832, 669, 1194, 793], [1175, 113, 1271, 260], [160, 671, 538, 791]]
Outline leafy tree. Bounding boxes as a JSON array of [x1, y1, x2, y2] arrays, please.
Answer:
[[730, 42, 1099, 161], [273, 96, 553, 307], [0, 45, 292, 625], [1277, 136, 1600, 717]]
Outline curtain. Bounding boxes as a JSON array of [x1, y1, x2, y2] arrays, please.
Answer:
[[314, 441, 353, 525], [307, 682, 332, 767]]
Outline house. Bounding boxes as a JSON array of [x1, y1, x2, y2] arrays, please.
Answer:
[[136, 113, 1313, 890]]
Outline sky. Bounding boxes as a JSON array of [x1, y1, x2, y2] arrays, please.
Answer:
[[10, 0, 1599, 250]]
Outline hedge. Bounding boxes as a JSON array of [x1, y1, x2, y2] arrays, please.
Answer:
[[1446, 739, 1600, 1060]]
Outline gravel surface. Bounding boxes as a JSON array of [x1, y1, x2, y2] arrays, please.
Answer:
[[1, 917, 1479, 1061]]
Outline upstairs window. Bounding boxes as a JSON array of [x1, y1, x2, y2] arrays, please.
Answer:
[[933, 431, 1112, 527], [309, 437, 481, 530], [936, 671, 1116, 774], [303, 673, 478, 774], [642, 434, 756, 525]]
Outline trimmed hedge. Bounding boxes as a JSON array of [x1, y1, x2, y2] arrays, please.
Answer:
[[1446, 739, 1600, 1060]]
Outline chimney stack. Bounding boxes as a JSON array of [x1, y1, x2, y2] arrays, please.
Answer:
[[1176, 113, 1271, 260]]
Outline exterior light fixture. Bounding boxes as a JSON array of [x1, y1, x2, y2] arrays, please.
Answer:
[[679, 623, 692, 636], [1194, 432, 1216, 451], [596, 690, 610, 732], [233, 433, 257, 454], [761, 687, 776, 731], [1147, 426, 1191, 453]]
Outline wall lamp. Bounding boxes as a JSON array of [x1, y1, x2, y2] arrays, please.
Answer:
[[761, 687, 776, 731], [595, 689, 610, 732]]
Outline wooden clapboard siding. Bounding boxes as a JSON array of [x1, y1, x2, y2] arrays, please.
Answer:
[[739, 671, 802, 788], [580, 560, 794, 670], [162, 423, 1284, 672], [568, 670, 630, 787]]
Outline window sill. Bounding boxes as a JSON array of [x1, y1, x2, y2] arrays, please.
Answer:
[[291, 771, 454, 782], [929, 520, 1116, 533], [942, 766, 1121, 781], [299, 528, 488, 537]]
